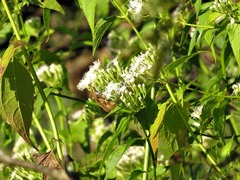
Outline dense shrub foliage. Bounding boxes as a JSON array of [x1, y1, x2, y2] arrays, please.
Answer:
[[1, 0, 240, 179]]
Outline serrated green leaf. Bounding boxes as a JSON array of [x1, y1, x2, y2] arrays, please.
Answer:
[[93, 16, 116, 55], [104, 137, 135, 180], [228, 24, 240, 69], [165, 51, 203, 73], [78, 0, 97, 34], [0, 60, 37, 150], [42, 0, 65, 15]]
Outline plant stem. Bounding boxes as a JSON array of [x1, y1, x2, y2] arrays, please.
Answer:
[[143, 133, 150, 180], [111, 0, 147, 49], [229, 115, 240, 144], [2, 0, 62, 159], [33, 113, 51, 150]]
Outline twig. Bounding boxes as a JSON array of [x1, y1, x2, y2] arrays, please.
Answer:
[[0, 149, 71, 180]]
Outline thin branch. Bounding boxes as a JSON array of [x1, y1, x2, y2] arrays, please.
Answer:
[[0, 149, 71, 180]]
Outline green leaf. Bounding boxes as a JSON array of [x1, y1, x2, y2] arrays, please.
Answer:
[[42, 0, 65, 15], [159, 103, 188, 153], [0, 60, 37, 150], [228, 24, 240, 69], [70, 119, 90, 152], [77, 0, 97, 34], [34, 87, 53, 115], [104, 137, 135, 180], [129, 169, 145, 180], [96, 130, 113, 152], [165, 51, 203, 73], [150, 102, 168, 139], [93, 16, 116, 55], [221, 137, 234, 159], [0, 41, 24, 80], [149, 102, 167, 158], [43, 8, 51, 36], [33, 49, 61, 63], [136, 96, 158, 131], [193, 0, 202, 17], [98, 116, 130, 178]]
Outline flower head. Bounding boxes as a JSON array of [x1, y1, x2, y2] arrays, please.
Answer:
[[190, 105, 203, 119], [232, 82, 240, 96], [128, 0, 143, 16], [36, 63, 64, 87], [77, 60, 101, 91]]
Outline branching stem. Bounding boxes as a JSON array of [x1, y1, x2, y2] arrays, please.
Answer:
[[2, 0, 62, 159]]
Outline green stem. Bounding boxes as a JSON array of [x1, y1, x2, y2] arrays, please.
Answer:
[[33, 113, 51, 150], [2, 0, 62, 159], [54, 96, 65, 130], [229, 115, 240, 144], [111, 0, 147, 49], [143, 133, 150, 180]]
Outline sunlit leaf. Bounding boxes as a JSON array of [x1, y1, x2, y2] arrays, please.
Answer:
[[193, 0, 202, 17], [0, 60, 37, 150], [77, 0, 97, 34], [228, 24, 240, 69], [149, 102, 167, 158], [0, 40, 24, 80], [42, 0, 65, 15], [150, 102, 168, 139], [221, 137, 234, 159]]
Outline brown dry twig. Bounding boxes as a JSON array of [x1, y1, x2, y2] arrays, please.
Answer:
[[0, 149, 71, 180]]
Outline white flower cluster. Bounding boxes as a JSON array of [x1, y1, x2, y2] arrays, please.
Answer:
[[210, 0, 230, 11], [128, 0, 143, 17], [117, 146, 144, 167], [232, 82, 240, 96], [77, 46, 156, 111], [36, 63, 64, 87], [190, 105, 203, 120], [210, 0, 237, 25]]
